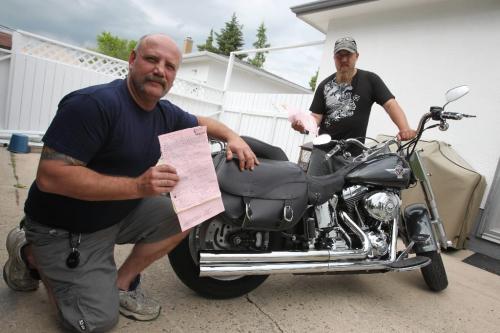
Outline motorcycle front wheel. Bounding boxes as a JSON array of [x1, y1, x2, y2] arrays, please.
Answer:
[[168, 220, 269, 299], [419, 250, 448, 292]]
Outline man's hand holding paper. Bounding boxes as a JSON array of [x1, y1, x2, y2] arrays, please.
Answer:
[[278, 104, 319, 135], [136, 164, 179, 197], [158, 126, 224, 231]]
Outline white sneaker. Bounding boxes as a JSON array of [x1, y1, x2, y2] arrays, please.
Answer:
[[3, 226, 39, 291], [119, 284, 161, 321]]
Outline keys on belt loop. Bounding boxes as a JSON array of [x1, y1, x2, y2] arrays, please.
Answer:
[[66, 233, 81, 269]]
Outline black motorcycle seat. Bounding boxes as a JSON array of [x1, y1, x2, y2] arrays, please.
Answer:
[[241, 136, 288, 161], [217, 158, 306, 199]]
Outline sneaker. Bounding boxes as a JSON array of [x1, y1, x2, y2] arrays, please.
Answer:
[[3, 227, 39, 291], [119, 284, 161, 321]]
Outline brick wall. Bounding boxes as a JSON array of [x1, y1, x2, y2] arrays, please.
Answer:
[[0, 32, 12, 50]]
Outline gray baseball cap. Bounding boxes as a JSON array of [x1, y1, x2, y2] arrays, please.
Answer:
[[334, 37, 357, 54]]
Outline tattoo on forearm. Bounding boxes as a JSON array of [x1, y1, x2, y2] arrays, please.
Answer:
[[41, 146, 86, 166]]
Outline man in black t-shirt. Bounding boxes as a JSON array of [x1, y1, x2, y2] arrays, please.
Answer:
[[3, 34, 258, 332], [292, 37, 416, 175]]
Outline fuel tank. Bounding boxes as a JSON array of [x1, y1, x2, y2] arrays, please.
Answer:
[[345, 154, 411, 188]]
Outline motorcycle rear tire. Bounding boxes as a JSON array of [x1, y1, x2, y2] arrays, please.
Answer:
[[419, 250, 448, 292], [168, 235, 269, 299]]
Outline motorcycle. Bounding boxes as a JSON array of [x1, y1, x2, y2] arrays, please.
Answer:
[[168, 86, 474, 299]]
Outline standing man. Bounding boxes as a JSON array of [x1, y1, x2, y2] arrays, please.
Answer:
[[292, 36, 416, 175], [3, 33, 258, 332]]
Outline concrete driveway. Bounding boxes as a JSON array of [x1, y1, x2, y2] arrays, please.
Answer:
[[1, 147, 499, 332]]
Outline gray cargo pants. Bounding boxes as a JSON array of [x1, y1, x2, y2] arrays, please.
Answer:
[[24, 196, 181, 332]]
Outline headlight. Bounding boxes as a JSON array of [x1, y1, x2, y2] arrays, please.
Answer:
[[363, 192, 400, 222]]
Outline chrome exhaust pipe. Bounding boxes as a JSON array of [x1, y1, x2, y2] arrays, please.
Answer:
[[340, 211, 372, 254], [201, 250, 331, 264], [199, 219, 398, 277], [200, 261, 392, 277]]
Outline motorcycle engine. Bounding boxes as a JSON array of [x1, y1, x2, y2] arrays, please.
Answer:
[[342, 186, 400, 224], [363, 191, 400, 222], [341, 186, 398, 258], [367, 230, 389, 257]]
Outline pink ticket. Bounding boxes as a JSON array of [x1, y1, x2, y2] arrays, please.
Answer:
[[279, 104, 318, 135], [158, 126, 224, 231]]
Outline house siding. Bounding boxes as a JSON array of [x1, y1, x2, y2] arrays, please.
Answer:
[[314, 0, 500, 207]]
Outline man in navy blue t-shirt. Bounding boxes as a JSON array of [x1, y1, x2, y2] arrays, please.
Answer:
[[3, 34, 258, 331]]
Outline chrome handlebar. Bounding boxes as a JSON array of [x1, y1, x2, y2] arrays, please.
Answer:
[[322, 108, 476, 161], [416, 108, 476, 136], [441, 112, 476, 120], [324, 138, 397, 161], [324, 138, 370, 160]]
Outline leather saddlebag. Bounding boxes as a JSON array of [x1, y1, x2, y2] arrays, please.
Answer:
[[215, 155, 308, 231]]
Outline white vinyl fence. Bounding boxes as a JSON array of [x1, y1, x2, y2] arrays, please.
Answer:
[[4, 53, 113, 133], [221, 92, 312, 161], [0, 30, 312, 162]]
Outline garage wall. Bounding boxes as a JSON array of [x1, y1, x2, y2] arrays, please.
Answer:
[[317, 0, 500, 206]]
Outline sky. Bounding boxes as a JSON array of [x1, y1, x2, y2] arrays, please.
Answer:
[[0, 0, 325, 88]]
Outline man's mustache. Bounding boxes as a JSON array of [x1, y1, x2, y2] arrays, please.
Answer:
[[145, 75, 166, 89]]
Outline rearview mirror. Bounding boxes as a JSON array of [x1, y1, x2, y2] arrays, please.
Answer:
[[312, 134, 331, 146], [445, 85, 469, 104]]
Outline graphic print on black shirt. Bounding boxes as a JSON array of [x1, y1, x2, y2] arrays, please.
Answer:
[[309, 69, 394, 142], [323, 80, 360, 127]]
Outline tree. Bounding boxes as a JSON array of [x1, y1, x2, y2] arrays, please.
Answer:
[[197, 29, 219, 53], [248, 22, 270, 68], [309, 70, 319, 91], [94, 32, 137, 61], [215, 13, 247, 60]]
